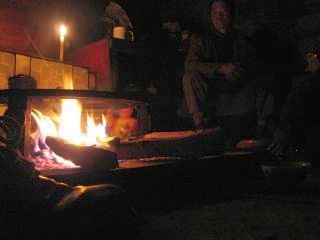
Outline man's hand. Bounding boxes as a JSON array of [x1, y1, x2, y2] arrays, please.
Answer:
[[305, 53, 320, 73], [218, 63, 243, 80]]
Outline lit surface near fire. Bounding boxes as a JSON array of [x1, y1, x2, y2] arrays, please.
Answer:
[[31, 99, 109, 170]]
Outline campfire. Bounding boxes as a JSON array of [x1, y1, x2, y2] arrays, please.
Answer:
[[30, 98, 110, 170], [0, 86, 149, 173]]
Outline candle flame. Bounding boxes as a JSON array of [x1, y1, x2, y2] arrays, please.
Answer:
[[59, 25, 67, 39]]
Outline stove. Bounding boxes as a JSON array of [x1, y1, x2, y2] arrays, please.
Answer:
[[0, 89, 150, 174]]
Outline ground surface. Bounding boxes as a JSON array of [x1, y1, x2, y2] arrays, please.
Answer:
[[45, 155, 319, 240], [136, 173, 320, 240]]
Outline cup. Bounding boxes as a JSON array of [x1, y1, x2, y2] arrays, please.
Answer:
[[113, 26, 134, 41]]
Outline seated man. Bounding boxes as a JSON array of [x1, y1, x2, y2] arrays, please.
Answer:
[[183, 0, 255, 142], [268, 50, 320, 158]]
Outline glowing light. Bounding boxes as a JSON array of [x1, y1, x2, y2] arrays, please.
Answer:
[[59, 24, 67, 39], [31, 108, 79, 169], [58, 99, 83, 144], [30, 71, 110, 170], [31, 100, 110, 170], [32, 101, 109, 147], [86, 114, 108, 145], [59, 24, 67, 62], [63, 75, 73, 90]]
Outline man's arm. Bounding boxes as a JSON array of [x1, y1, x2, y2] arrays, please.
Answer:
[[184, 34, 221, 78], [185, 34, 243, 80]]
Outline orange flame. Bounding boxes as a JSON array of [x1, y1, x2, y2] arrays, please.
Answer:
[[31, 98, 109, 170]]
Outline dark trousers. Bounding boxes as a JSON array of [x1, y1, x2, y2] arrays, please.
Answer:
[[182, 71, 257, 141], [183, 71, 256, 116]]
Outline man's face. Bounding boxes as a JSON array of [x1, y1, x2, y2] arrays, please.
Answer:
[[211, 1, 232, 34]]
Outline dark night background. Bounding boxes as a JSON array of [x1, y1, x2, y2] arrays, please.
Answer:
[[1, 0, 319, 130], [111, 0, 316, 88], [2, 0, 319, 70], [59, 0, 314, 48], [2, 1, 320, 239]]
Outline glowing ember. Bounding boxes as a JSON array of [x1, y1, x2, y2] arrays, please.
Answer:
[[31, 99, 109, 170]]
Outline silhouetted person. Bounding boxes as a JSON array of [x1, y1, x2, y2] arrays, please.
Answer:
[[268, 50, 320, 158], [183, 0, 255, 144]]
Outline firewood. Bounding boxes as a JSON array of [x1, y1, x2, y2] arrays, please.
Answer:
[[112, 128, 225, 160], [45, 136, 118, 170]]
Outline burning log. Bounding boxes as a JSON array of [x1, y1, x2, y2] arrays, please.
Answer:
[[111, 128, 225, 160], [46, 136, 118, 170]]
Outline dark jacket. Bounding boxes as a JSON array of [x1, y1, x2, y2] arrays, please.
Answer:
[[185, 28, 255, 116], [185, 28, 249, 92]]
